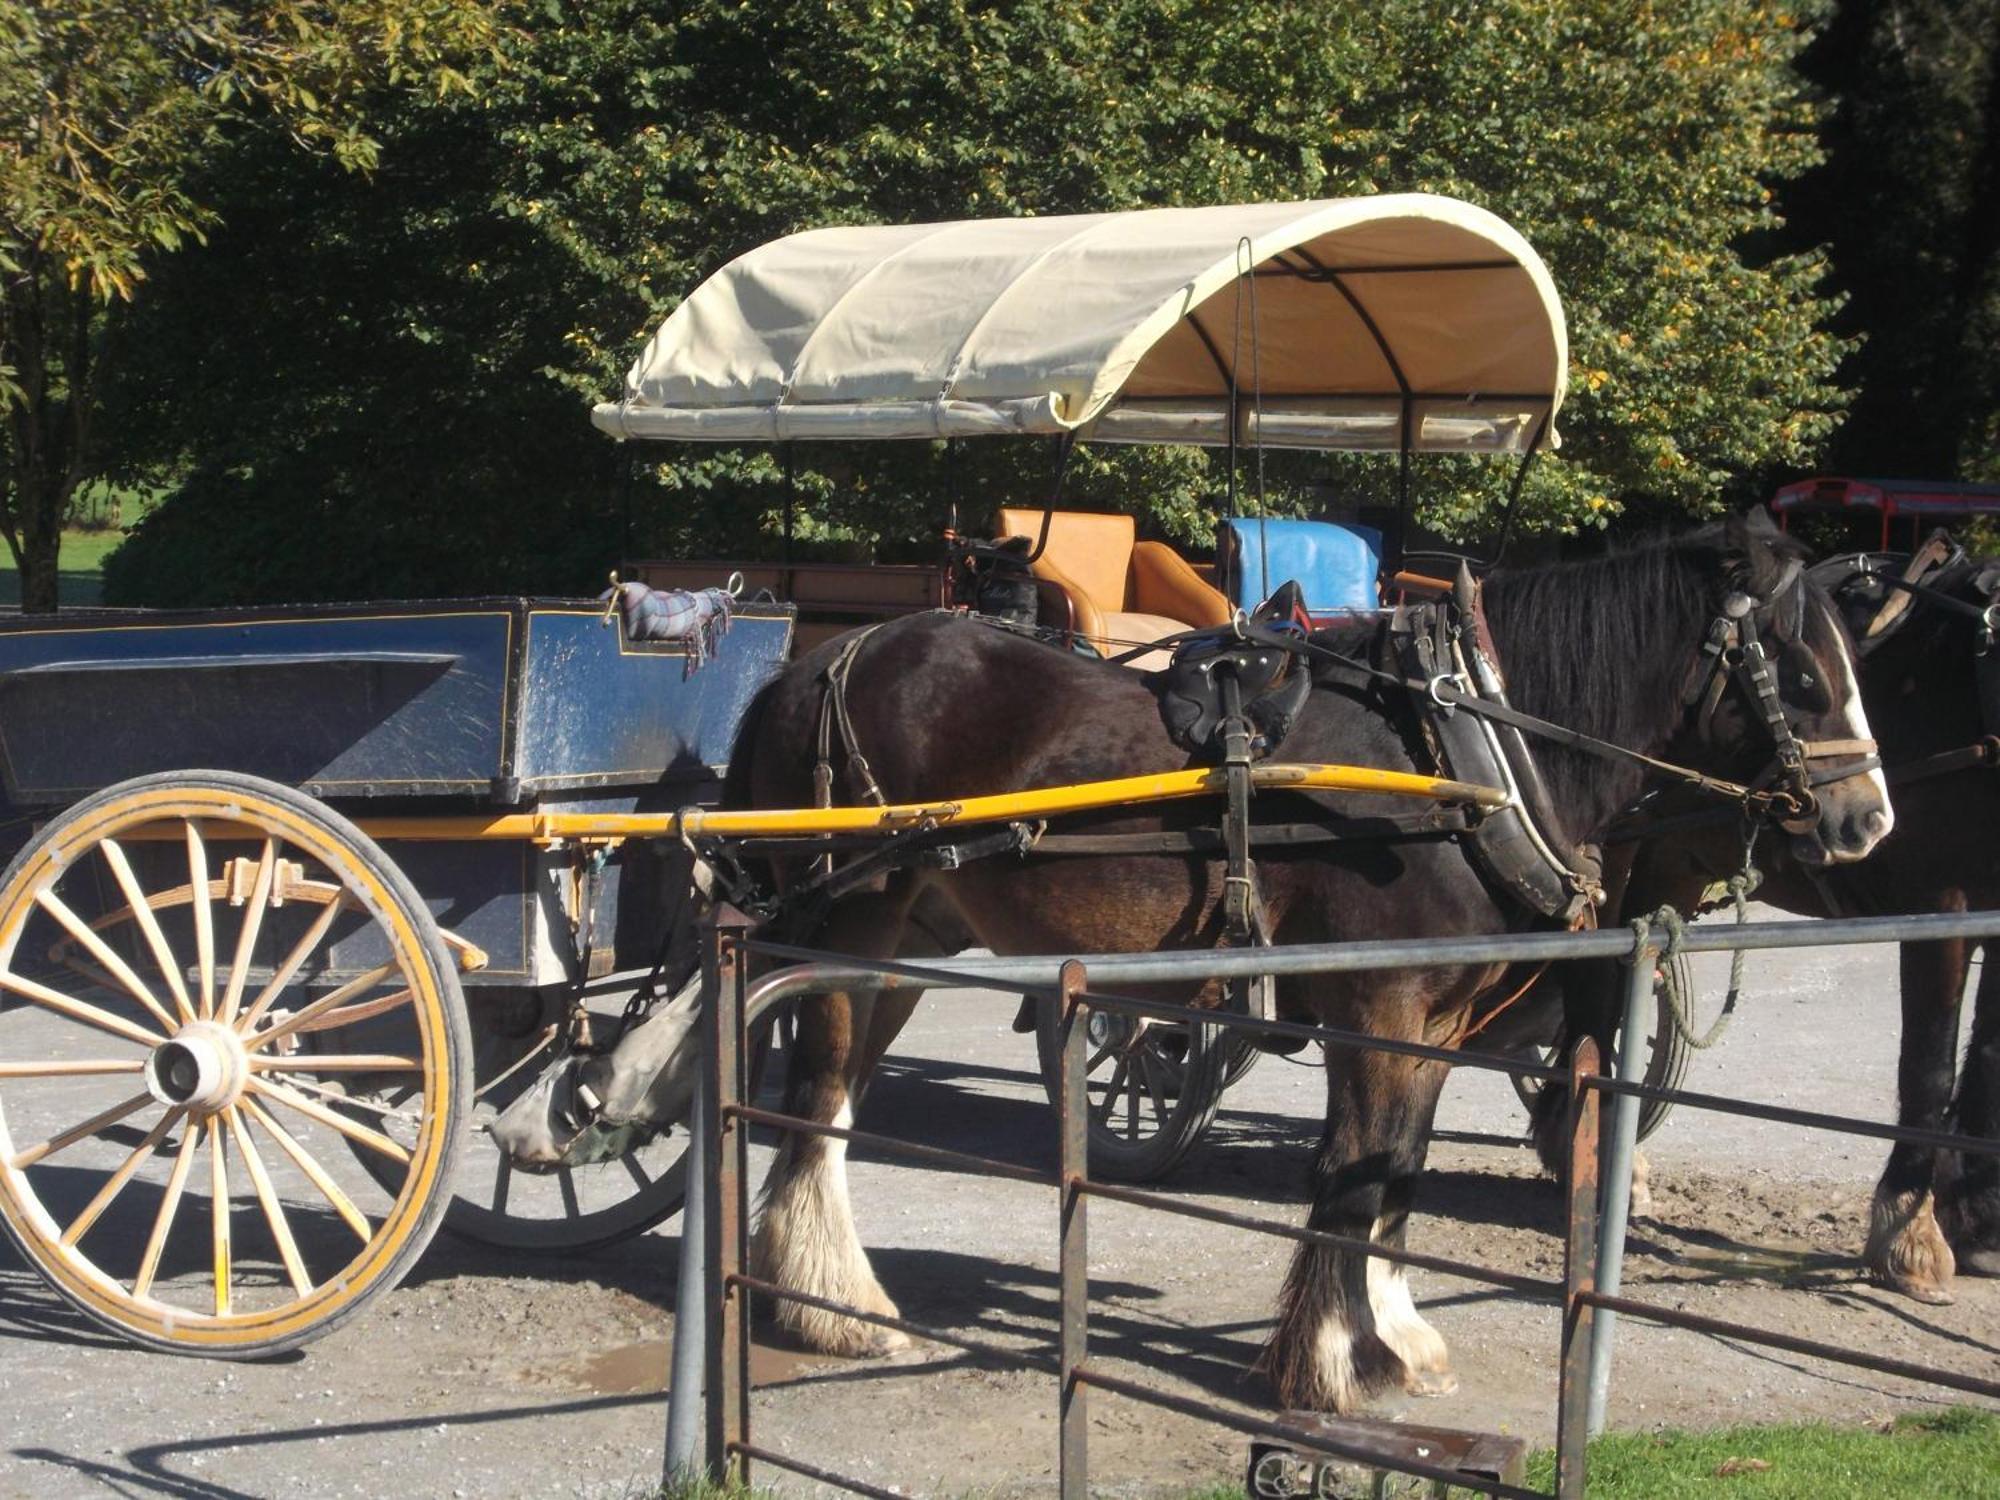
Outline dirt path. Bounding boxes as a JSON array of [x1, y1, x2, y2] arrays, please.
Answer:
[[3, 910, 1996, 1497]]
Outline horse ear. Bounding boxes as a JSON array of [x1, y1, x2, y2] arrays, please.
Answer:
[[1722, 506, 1788, 600]]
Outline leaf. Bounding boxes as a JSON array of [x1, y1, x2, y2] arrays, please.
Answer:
[[1715, 1457, 1774, 1476]]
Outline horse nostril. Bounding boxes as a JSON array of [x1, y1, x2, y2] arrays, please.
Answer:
[[1865, 807, 1890, 838]]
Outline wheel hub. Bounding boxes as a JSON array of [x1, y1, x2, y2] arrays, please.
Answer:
[[145, 1020, 248, 1113]]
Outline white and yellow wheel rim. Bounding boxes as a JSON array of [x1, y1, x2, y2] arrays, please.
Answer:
[[0, 775, 464, 1353]]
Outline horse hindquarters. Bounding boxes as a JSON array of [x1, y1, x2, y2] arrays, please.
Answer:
[[1262, 1023, 1454, 1412], [750, 885, 925, 1356]]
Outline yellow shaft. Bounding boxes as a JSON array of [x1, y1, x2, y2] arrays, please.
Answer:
[[350, 762, 1504, 843]]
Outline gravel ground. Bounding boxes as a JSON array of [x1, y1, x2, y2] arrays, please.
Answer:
[[2, 906, 1996, 1498]]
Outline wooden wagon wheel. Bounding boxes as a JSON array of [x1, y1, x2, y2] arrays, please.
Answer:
[[0, 770, 470, 1356], [1510, 949, 1696, 1144], [1034, 1000, 1232, 1181]]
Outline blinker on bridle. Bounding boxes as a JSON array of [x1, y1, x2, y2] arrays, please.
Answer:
[[1684, 558, 1880, 835]]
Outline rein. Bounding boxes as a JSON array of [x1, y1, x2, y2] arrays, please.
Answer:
[[1217, 574, 1876, 832]]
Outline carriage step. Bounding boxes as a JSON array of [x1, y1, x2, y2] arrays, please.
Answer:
[[1248, 1414, 1526, 1498]]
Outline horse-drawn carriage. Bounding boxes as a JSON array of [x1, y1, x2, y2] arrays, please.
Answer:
[[0, 193, 1885, 1387]]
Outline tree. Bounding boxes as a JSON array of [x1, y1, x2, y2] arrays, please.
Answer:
[[104, 1, 1851, 608], [0, 0, 496, 611], [1786, 0, 2000, 482]]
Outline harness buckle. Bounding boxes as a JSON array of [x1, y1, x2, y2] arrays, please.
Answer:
[[1427, 672, 1467, 711]]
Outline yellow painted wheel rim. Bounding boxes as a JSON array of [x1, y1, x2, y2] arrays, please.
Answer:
[[0, 779, 459, 1350]]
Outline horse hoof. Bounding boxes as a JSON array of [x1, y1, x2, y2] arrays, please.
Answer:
[[1880, 1273, 1955, 1306], [1403, 1368, 1459, 1398], [1953, 1245, 2000, 1278], [861, 1325, 913, 1357]]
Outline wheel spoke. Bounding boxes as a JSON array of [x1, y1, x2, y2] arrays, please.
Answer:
[[134, 1125, 202, 1299], [1091, 1057, 1129, 1127], [247, 1076, 412, 1164], [35, 888, 178, 1035], [240, 1096, 371, 1243], [62, 1108, 183, 1246], [98, 837, 197, 1024], [1085, 1041, 1116, 1073], [1124, 1055, 1141, 1140], [244, 964, 401, 1053], [236, 894, 350, 1035], [208, 1115, 231, 1315], [9, 1092, 154, 1170], [621, 1153, 653, 1189], [0, 969, 163, 1048], [187, 822, 215, 1019], [557, 1167, 580, 1219], [218, 840, 277, 1026], [250, 1054, 422, 1073], [227, 1107, 311, 1296], [0, 1058, 143, 1078], [1138, 1049, 1171, 1123], [491, 1153, 512, 1215]]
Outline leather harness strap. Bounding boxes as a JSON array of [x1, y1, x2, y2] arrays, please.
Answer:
[[814, 625, 889, 812]]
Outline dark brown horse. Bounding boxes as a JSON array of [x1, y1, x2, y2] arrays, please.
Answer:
[[1532, 543, 2000, 1303], [728, 515, 1891, 1414]]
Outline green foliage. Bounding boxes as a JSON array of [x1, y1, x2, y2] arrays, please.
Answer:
[[0, 0, 498, 610], [1789, 0, 2000, 484], [107, 0, 1850, 606]]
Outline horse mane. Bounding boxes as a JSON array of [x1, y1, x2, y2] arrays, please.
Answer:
[[1488, 534, 1729, 844]]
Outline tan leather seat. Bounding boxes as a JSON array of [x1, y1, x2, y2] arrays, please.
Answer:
[[995, 508, 1232, 669]]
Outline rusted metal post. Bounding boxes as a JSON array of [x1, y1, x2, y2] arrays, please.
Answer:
[[703, 903, 753, 1485], [1556, 1034, 1601, 1499], [1586, 935, 1657, 1435], [1057, 960, 1090, 1500]]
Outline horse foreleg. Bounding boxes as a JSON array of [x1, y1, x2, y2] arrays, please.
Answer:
[[751, 889, 917, 1356], [1867, 934, 1966, 1304], [1262, 1038, 1452, 1412], [1939, 940, 2000, 1276]]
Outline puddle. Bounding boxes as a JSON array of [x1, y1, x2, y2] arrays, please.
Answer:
[[570, 1337, 844, 1395], [1660, 1240, 1856, 1284]]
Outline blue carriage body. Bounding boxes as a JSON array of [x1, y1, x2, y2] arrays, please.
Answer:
[[0, 598, 794, 984]]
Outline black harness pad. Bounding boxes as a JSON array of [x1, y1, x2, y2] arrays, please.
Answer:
[[1156, 582, 1312, 756]]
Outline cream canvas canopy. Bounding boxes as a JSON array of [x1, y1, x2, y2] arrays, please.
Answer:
[[592, 193, 1566, 454]]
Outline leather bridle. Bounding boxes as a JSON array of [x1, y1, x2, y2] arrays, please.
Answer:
[[1681, 559, 1881, 835]]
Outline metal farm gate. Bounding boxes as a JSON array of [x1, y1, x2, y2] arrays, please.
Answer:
[[665, 908, 2000, 1497]]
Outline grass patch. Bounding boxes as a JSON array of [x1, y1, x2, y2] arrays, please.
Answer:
[[0, 528, 127, 607], [1523, 1407, 2000, 1499]]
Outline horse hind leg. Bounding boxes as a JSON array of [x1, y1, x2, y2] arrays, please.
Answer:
[[751, 887, 921, 1357], [1261, 1038, 1452, 1411]]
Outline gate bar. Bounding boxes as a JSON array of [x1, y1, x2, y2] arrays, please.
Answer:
[[1584, 938, 1656, 1434], [662, 1062, 709, 1478], [1081, 1178, 1558, 1295], [1556, 1035, 1601, 1499], [1058, 960, 1090, 1500], [1580, 1291, 2000, 1402]]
